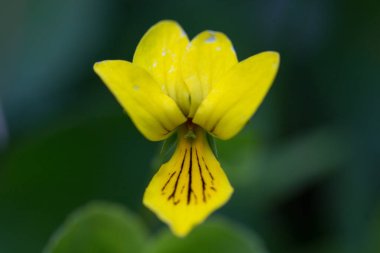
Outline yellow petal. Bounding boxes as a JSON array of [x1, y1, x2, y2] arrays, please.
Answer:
[[193, 51, 280, 140], [181, 31, 238, 117], [94, 60, 186, 141], [143, 127, 233, 236], [133, 20, 191, 115]]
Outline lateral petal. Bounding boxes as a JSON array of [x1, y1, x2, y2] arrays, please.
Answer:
[[193, 51, 280, 140], [94, 60, 186, 141], [133, 20, 191, 115], [181, 31, 238, 117], [143, 127, 233, 236]]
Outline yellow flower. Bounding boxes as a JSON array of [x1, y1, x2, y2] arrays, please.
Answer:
[[93, 20, 280, 237]]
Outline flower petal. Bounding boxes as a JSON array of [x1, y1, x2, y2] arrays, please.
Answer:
[[133, 20, 191, 115], [193, 51, 280, 140], [181, 31, 238, 117], [94, 60, 186, 141], [143, 128, 233, 236]]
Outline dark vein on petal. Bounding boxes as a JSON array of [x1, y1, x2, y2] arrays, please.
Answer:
[[161, 172, 176, 192], [196, 148, 207, 203], [187, 147, 194, 205], [201, 156, 215, 184], [168, 149, 187, 205]]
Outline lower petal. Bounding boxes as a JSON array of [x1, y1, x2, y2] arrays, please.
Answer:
[[143, 126, 233, 236]]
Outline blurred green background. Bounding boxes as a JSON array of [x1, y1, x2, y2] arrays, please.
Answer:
[[0, 0, 379, 252]]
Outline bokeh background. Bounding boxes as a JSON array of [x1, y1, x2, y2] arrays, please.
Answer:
[[1, 0, 379, 252]]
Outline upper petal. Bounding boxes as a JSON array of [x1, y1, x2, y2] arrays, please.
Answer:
[[181, 31, 238, 117], [94, 60, 186, 141], [193, 51, 280, 140], [133, 20, 191, 115]]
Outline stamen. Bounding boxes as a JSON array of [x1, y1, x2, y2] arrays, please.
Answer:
[[184, 119, 197, 140], [184, 130, 196, 139]]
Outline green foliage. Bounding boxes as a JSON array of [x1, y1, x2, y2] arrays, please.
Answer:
[[145, 218, 267, 253], [44, 202, 147, 253], [43, 203, 267, 253]]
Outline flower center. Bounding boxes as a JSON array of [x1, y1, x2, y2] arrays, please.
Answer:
[[183, 119, 198, 140]]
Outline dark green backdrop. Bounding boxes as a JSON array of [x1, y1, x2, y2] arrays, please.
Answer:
[[0, 0, 379, 252]]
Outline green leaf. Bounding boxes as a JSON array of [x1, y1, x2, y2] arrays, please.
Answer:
[[145, 218, 268, 253], [43, 202, 147, 253]]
